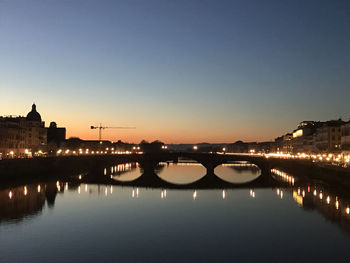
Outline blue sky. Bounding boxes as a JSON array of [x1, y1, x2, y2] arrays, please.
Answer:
[[1, 0, 349, 143]]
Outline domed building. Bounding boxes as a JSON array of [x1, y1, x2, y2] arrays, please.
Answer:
[[0, 104, 47, 157], [26, 104, 42, 122], [23, 104, 47, 153]]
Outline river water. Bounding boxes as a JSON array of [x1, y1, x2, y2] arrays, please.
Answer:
[[0, 162, 349, 262]]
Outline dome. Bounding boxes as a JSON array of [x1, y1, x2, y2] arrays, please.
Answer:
[[26, 104, 42, 122]]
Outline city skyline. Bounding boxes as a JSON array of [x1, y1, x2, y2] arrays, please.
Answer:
[[1, 0, 349, 143]]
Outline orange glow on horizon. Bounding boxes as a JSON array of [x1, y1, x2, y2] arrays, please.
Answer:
[[1, 103, 282, 144]]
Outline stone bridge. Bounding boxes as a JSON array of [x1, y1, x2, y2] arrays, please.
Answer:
[[131, 152, 270, 174], [0, 152, 314, 186], [79, 152, 299, 189]]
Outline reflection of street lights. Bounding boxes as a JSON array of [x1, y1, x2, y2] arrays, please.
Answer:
[[193, 190, 197, 200]]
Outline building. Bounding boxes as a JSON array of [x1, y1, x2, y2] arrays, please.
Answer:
[[0, 116, 26, 157], [289, 121, 322, 153], [314, 120, 344, 153], [24, 104, 47, 153], [61, 138, 113, 152], [227, 140, 276, 153], [275, 133, 293, 153], [273, 120, 345, 154], [0, 104, 47, 158], [47, 122, 66, 147], [227, 141, 248, 153], [341, 121, 350, 152]]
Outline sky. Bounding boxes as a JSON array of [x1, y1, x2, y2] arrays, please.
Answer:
[[1, 0, 349, 143]]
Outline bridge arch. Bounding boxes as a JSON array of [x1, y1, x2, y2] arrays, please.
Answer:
[[214, 162, 262, 184], [155, 162, 206, 185], [83, 152, 276, 187]]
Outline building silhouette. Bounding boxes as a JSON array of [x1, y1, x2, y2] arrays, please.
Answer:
[[47, 122, 66, 148], [0, 104, 65, 158]]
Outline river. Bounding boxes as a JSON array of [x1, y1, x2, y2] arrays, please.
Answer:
[[0, 162, 349, 262]]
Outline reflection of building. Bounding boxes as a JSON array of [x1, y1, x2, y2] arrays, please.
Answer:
[[0, 104, 47, 157], [289, 186, 350, 235], [0, 183, 59, 223]]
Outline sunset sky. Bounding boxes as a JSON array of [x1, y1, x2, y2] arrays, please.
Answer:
[[1, 0, 349, 143]]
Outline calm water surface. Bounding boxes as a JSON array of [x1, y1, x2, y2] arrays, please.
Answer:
[[1, 162, 350, 263]]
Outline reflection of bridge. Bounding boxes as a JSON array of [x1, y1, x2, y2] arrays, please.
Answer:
[[83, 168, 279, 189]]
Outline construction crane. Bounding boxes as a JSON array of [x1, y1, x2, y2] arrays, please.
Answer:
[[90, 123, 135, 142]]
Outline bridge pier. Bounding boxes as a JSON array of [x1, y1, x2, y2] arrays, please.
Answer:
[[205, 164, 215, 175], [138, 160, 160, 174]]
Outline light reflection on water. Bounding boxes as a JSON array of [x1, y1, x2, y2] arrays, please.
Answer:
[[214, 163, 261, 183], [157, 162, 206, 184], [1, 164, 350, 262], [112, 163, 142, 181]]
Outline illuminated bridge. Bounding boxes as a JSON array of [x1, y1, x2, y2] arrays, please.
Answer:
[[77, 152, 306, 189], [0, 152, 314, 188]]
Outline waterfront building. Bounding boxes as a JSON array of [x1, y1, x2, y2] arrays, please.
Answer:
[[47, 122, 66, 147], [227, 141, 276, 153], [341, 121, 350, 152], [290, 121, 320, 153], [0, 104, 47, 157], [47, 122, 67, 156], [0, 117, 26, 157], [314, 120, 344, 153], [61, 138, 113, 151], [274, 120, 345, 154], [24, 104, 47, 153], [275, 133, 293, 153], [227, 141, 249, 153]]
